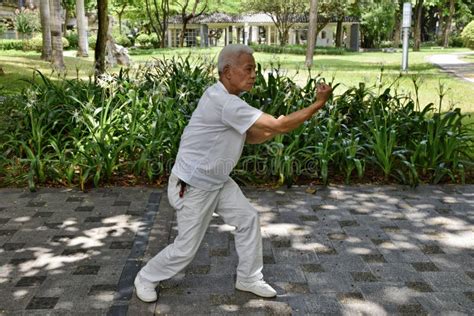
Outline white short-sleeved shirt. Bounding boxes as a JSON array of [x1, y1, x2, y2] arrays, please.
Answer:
[[171, 81, 263, 191]]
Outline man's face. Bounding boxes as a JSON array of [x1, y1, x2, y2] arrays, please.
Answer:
[[226, 53, 256, 94]]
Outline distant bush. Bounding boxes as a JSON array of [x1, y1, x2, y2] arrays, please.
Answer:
[[115, 34, 132, 47], [461, 21, 474, 49], [136, 34, 151, 47], [380, 41, 394, 48], [22, 35, 70, 52], [150, 33, 159, 47], [14, 8, 40, 34], [88, 35, 96, 49], [0, 39, 23, 50], [65, 31, 79, 49], [250, 44, 347, 55]]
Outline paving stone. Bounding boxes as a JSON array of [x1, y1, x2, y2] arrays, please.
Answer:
[[263, 264, 306, 283], [422, 272, 474, 292], [306, 272, 357, 293], [61, 248, 90, 256], [88, 284, 117, 296], [337, 291, 365, 303], [271, 238, 291, 248], [43, 222, 63, 229], [33, 211, 54, 218], [112, 200, 131, 207], [26, 201, 46, 207], [186, 264, 210, 275], [361, 254, 387, 263], [282, 293, 343, 315], [416, 292, 474, 314], [380, 225, 400, 232], [66, 197, 85, 202], [339, 220, 360, 228], [397, 303, 428, 315], [0, 229, 17, 236], [411, 262, 440, 272], [110, 241, 133, 249], [51, 235, 75, 242], [73, 265, 101, 275], [371, 238, 392, 246], [466, 271, 474, 280], [351, 272, 378, 282], [9, 257, 35, 265], [25, 296, 59, 310], [273, 247, 319, 264], [0, 218, 10, 224], [84, 216, 105, 223], [327, 232, 348, 240], [16, 276, 47, 287], [275, 282, 310, 294], [420, 244, 445, 254], [209, 248, 229, 257], [2, 242, 25, 251], [320, 255, 370, 272], [464, 291, 474, 302], [369, 263, 420, 282], [405, 281, 433, 292], [75, 206, 95, 212], [302, 263, 325, 273], [299, 215, 319, 222]]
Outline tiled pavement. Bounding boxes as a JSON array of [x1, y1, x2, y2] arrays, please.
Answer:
[[0, 185, 473, 315]]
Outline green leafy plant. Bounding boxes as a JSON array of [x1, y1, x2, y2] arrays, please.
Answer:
[[461, 20, 474, 49]]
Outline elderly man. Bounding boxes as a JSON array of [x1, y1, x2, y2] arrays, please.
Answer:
[[134, 44, 332, 302]]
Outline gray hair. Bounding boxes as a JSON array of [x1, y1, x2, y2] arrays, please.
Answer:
[[217, 44, 254, 75]]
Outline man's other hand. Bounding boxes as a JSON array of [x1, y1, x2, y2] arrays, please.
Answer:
[[316, 83, 332, 104]]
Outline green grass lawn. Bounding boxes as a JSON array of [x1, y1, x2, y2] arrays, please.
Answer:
[[1, 47, 474, 115]]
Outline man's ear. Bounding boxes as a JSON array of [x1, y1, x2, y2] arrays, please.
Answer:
[[222, 65, 232, 80]]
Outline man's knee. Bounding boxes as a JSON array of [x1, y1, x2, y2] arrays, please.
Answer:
[[236, 209, 260, 232]]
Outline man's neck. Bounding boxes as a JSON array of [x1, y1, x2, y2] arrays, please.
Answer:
[[219, 79, 240, 96]]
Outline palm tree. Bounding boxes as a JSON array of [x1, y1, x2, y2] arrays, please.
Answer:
[[49, 0, 65, 71], [39, 0, 52, 61], [95, 0, 108, 79], [305, 0, 318, 67], [76, 0, 88, 57]]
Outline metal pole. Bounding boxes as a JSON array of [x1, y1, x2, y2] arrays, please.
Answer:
[[401, 2, 412, 72], [402, 28, 409, 71]]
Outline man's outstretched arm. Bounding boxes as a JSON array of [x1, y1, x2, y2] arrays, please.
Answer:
[[246, 83, 332, 144]]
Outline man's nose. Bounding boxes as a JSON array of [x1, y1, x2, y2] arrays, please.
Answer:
[[250, 69, 256, 79]]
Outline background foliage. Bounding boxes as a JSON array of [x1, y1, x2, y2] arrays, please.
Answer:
[[0, 57, 472, 190]]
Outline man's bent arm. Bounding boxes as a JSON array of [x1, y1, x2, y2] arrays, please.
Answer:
[[246, 97, 328, 144]]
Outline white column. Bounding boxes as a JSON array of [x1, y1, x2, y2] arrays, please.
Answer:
[[168, 28, 173, 47], [267, 26, 271, 45], [289, 29, 296, 45], [244, 23, 249, 45]]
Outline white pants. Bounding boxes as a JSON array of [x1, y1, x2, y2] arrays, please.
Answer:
[[139, 173, 263, 284]]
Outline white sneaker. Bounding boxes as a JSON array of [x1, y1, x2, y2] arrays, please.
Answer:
[[134, 274, 158, 303], [235, 279, 277, 298]]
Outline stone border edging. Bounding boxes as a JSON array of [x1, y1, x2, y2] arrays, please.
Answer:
[[107, 191, 162, 316]]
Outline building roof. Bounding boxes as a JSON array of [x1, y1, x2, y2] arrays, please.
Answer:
[[169, 12, 359, 25]]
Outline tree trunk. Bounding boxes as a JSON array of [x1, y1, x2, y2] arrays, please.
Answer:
[[39, 0, 52, 61], [95, 0, 108, 79], [305, 0, 318, 67], [49, 0, 65, 71], [413, 0, 424, 51], [436, 5, 445, 41], [117, 4, 126, 34], [335, 19, 343, 48], [393, 1, 403, 48], [76, 0, 88, 57], [61, 5, 69, 37], [443, 0, 455, 48]]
